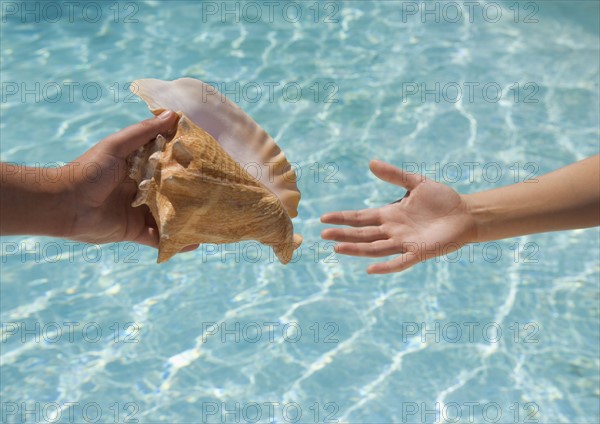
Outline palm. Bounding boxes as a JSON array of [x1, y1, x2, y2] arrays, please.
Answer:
[[321, 160, 476, 274], [380, 177, 470, 250], [67, 147, 156, 246]]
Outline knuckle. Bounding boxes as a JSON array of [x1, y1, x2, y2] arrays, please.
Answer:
[[374, 210, 383, 225], [139, 117, 157, 130], [380, 224, 392, 236], [132, 119, 158, 136]]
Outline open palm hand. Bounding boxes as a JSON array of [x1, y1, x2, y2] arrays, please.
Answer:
[[321, 160, 477, 274]]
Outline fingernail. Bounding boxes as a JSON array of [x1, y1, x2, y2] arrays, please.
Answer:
[[158, 110, 173, 120]]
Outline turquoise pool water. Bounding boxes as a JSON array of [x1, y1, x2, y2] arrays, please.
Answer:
[[1, 1, 599, 422]]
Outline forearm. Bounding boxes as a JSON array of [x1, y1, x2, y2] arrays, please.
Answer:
[[0, 163, 73, 237], [464, 155, 600, 242]]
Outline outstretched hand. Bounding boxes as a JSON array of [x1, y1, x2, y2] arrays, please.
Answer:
[[64, 110, 197, 252], [321, 160, 477, 274]]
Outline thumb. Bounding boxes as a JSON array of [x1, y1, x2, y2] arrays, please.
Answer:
[[369, 159, 423, 190], [101, 110, 179, 159]]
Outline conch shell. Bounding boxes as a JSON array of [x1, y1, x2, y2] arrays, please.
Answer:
[[127, 78, 302, 264]]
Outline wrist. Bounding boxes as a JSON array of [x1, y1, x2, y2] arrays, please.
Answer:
[[54, 166, 78, 238], [55, 163, 88, 240], [461, 192, 493, 244], [34, 166, 76, 238]]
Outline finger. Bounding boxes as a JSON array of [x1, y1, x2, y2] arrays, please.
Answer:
[[320, 208, 382, 227], [369, 159, 423, 191], [179, 244, 200, 253], [334, 240, 397, 257], [367, 253, 421, 274], [321, 226, 387, 243], [101, 110, 179, 159], [132, 225, 160, 248]]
